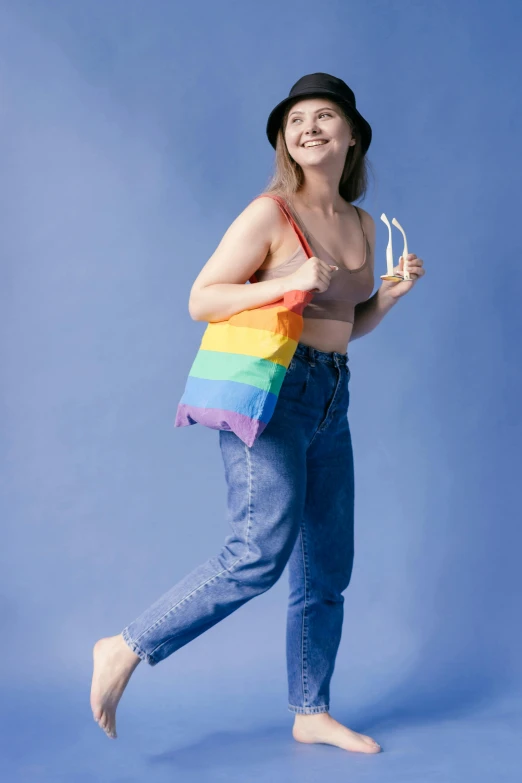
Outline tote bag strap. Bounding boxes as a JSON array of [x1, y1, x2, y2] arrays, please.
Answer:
[[248, 194, 314, 285]]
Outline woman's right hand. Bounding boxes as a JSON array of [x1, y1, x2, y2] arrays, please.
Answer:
[[286, 256, 338, 293]]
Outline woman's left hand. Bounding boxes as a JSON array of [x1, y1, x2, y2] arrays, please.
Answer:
[[380, 253, 425, 300]]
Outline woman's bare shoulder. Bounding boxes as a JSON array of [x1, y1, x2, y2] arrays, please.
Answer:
[[354, 205, 376, 241], [188, 194, 288, 294], [235, 193, 288, 237], [241, 193, 290, 250], [247, 192, 288, 220], [353, 205, 376, 263], [354, 204, 375, 227]]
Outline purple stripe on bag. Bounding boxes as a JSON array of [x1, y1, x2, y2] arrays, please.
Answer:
[[175, 404, 268, 447]]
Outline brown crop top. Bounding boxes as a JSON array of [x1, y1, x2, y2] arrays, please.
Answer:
[[255, 197, 375, 324]]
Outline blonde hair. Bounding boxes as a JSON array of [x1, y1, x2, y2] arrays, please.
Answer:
[[262, 99, 373, 204]]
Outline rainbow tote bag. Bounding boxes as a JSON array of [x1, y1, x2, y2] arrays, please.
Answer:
[[174, 193, 314, 447]]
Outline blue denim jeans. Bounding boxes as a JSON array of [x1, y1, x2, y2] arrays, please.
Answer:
[[122, 342, 355, 715]]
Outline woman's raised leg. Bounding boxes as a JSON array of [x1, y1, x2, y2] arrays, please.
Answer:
[[90, 395, 309, 739]]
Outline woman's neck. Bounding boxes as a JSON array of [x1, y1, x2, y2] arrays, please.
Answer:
[[293, 174, 348, 217]]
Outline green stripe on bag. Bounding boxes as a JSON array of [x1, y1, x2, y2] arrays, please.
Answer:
[[189, 350, 289, 394]]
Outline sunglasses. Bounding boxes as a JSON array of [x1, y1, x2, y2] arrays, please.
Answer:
[[380, 213, 411, 282]]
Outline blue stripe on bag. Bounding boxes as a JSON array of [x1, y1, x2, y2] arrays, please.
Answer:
[[180, 375, 278, 422]]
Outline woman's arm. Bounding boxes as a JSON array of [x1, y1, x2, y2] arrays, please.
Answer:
[[188, 197, 295, 322], [349, 289, 398, 341]]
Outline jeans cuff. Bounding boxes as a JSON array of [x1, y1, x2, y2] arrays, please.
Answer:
[[288, 704, 329, 715], [121, 627, 158, 666]]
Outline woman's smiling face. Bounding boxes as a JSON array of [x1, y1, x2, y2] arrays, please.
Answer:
[[283, 97, 356, 167]]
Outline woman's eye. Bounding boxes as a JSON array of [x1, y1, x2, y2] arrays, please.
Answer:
[[292, 113, 331, 124]]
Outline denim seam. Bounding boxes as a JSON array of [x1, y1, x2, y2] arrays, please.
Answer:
[[121, 627, 157, 665], [309, 365, 344, 447], [245, 439, 253, 553], [134, 441, 255, 656], [320, 363, 343, 432], [300, 521, 310, 707], [288, 703, 329, 714], [302, 363, 311, 396]]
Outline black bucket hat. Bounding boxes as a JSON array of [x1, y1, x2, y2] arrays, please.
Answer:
[[266, 72, 372, 155]]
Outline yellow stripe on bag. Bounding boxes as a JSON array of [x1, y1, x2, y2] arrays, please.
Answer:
[[201, 322, 297, 366], [228, 305, 304, 341]]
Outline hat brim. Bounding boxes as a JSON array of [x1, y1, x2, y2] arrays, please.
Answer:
[[266, 89, 372, 154]]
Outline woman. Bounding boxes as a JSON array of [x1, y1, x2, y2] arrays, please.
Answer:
[[90, 73, 425, 751]]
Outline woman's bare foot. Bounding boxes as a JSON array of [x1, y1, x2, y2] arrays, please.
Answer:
[[90, 634, 141, 739], [292, 712, 381, 753]]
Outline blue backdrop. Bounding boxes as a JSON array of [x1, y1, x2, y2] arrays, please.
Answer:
[[2, 0, 521, 780]]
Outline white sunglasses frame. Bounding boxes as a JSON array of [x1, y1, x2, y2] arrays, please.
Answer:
[[380, 213, 411, 282]]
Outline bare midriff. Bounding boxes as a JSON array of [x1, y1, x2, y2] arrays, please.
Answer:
[[299, 317, 354, 355]]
